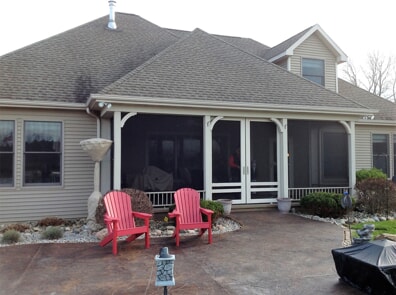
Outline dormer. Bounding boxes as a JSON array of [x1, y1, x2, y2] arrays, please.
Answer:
[[264, 24, 347, 93]]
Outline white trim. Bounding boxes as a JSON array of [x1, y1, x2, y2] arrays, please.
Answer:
[[268, 24, 348, 64], [113, 111, 121, 189], [208, 116, 223, 130], [120, 112, 137, 127], [0, 100, 85, 110], [89, 94, 374, 117]]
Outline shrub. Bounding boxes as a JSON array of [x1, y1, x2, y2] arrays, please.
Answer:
[[41, 226, 63, 240], [356, 168, 387, 182], [96, 189, 153, 227], [0, 223, 30, 233], [200, 200, 224, 224], [1, 230, 21, 244], [300, 192, 347, 218], [37, 217, 66, 227], [355, 178, 396, 214]]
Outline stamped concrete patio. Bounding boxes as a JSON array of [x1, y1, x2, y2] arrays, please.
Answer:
[[0, 210, 364, 294]]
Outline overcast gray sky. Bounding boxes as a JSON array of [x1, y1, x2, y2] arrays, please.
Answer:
[[1, 0, 395, 70]]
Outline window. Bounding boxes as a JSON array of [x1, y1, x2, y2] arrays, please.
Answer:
[[0, 121, 14, 187], [394, 134, 396, 177], [302, 58, 325, 86], [372, 134, 389, 176], [24, 121, 62, 185]]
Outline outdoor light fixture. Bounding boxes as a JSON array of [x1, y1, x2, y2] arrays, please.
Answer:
[[155, 247, 175, 295], [98, 102, 112, 109]]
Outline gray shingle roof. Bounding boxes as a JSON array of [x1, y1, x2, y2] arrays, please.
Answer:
[[100, 29, 366, 110], [263, 26, 314, 61], [167, 28, 270, 58], [0, 13, 178, 103], [338, 79, 396, 120]]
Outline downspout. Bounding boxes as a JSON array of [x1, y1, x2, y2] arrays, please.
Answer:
[[86, 107, 100, 137]]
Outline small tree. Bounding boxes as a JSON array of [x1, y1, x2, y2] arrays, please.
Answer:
[[342, 51, 396, 102]]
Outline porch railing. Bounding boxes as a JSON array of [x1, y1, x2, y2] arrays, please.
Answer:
[[146, 190, 205, 208], [146, 187, 351, 208], [288, 187, 351, 201]]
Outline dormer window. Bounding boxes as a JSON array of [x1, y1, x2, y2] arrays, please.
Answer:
[[302, 58, 324, 86]]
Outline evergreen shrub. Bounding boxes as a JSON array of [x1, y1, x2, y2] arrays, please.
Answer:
[[356, 168, 387, 182], [1, 230, 21, 244], [41, 226, 63, 240], [200, 200, 224, 224], [300, 192, 347, 218]]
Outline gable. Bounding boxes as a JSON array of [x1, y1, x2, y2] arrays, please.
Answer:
[[291, 33, 338, 92], [265, 24, 347, 64]]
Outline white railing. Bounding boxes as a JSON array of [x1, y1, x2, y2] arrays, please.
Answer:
[[147, 187, 351, 207], [146, 190, 205, 208], [288, 187, 350, 201]]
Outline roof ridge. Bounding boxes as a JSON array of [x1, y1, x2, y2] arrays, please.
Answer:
[[101, 28, 201, 94]]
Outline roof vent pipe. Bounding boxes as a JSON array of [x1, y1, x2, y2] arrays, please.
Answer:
[[108, 0, 117, 29]]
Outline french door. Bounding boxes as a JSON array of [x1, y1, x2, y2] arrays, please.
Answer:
[[211, 118, 278, 204]]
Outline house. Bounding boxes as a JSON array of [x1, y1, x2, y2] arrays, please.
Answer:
[[0, 9, 395, 223]]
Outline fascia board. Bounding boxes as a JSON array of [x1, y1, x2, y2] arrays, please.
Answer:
[[90, 94, 376, 117], [287, 25, 348, 64], [356, 120, 396, 126]]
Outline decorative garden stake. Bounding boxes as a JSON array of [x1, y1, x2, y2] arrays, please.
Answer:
[[155, 247, 175, 295], [341, 190, 353, 243]]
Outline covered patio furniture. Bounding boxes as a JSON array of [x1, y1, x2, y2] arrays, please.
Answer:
[[332, 239, 396, 294]]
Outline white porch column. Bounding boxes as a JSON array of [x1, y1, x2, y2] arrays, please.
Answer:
[[350, 122, 356, 195], [204, 115, 213, 200], [339, 120, 356, 195], [113, 111, 121, 189], [271, 118, 289, 198]]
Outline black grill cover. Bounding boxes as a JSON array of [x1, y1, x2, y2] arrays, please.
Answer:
[[332, 239, 396, 294]]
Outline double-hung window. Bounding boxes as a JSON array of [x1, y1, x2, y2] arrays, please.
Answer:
[[302, 58, 325, 86], [394, 134, 396, 176], [372, 134, 389, 176], [24, 121, 62, 185], [0, 121, 14, 187]]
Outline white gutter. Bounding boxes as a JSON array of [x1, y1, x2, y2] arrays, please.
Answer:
[[90, 94, 376, 117], [0, 99, 86, 110], [85, 107, 100, 137]]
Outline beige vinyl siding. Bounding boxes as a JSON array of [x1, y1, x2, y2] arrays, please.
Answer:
[[290, 33, 338, 92], [0, 108, 97, 223], [355, 124, 395, 176]]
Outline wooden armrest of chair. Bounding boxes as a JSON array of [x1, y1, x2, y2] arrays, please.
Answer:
[[200, 208, 214, 216], [132, 212, 152, 220], [168, 210, 181, 219], [104, 215, 119, 224]]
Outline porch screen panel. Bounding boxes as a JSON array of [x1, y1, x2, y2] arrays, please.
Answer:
[[322, 132, 348, 179], [212, 121, 240, 183], [250, 122, 278, 199]]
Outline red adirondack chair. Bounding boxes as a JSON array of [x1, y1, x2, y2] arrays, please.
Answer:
[[99, 190, 152, 255], [168, 188, 214, 247]]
